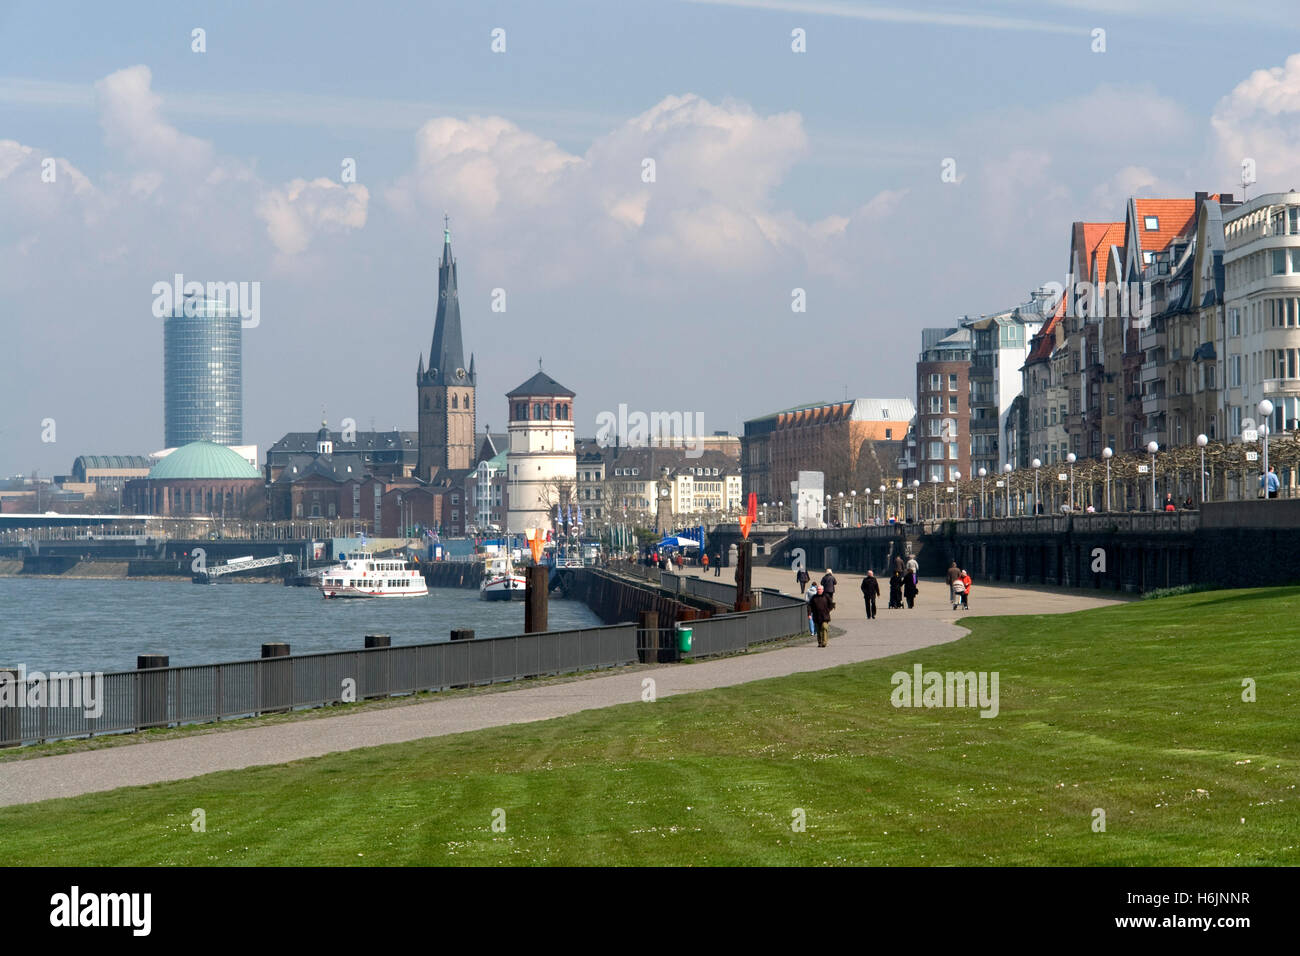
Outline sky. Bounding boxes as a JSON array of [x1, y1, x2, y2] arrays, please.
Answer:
[[5, 0, 1300, 477]]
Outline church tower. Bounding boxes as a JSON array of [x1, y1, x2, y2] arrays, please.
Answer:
[[417, 218, 476, 481]]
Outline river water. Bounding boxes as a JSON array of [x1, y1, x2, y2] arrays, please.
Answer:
[[0, 579, 604, 674]]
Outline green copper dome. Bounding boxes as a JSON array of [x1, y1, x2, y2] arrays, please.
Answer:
[[148, 441, 260, 480]]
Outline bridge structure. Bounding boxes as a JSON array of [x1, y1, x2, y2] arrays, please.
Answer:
[[195, 554, 297, 583]]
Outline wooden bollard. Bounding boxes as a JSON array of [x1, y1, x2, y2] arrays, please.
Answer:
[[260, 643, 291, 714], [637, 610, 659, 664], [524, 565, 549, 634], [136, 654, 170, 731]]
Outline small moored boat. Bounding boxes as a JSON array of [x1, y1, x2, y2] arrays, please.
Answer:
[[480, 551, 526, 601]]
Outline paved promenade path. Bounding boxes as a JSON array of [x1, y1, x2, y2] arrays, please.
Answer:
[[0, 567, 1125, 807]]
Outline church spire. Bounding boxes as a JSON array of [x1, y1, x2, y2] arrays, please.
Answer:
[[427, 215, 470, 386]]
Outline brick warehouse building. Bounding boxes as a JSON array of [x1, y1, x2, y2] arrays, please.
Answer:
[[741, 398, 914, 504]]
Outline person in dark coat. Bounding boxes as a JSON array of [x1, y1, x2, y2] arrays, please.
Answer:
[[903, 570, 919, 609], [861, 570, 879, 619], [809, 584, 832, 647], [796, 567, 811, 591], [893, 554, 904, 576], [888, 570, 903, 609], [820, 568, 837, 609]]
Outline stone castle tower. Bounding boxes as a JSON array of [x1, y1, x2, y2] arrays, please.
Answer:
[[416, 218, 476, 481]]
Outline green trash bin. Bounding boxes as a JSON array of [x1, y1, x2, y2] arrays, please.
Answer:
[[676, 623, 693, 654]]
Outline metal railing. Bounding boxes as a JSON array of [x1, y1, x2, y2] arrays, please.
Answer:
[[1, 624, 635, 747]]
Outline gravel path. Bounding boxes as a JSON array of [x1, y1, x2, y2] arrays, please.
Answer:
[[0, 569, 1123, 807]]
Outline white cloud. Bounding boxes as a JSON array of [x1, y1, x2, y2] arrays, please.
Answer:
[[257, 178, 370, 256], [1212, 53, 1300, 191], [94, 66, 213, 171]]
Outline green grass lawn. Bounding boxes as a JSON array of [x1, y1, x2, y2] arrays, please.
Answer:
[[2, 588, 1298, 865]]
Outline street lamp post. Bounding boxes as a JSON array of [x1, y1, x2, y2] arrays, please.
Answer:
[[1147, 441, 1159, 510], [878, 485, 886, 525], [1259, 399, 1274, 498], [977, 467, 987, 518], [895, 481, 902, 522], [1196, 434, 1208, 505], [1066, 453, 1076, 512], [911, 479, 920, 522], [849, 491, 856, 526], [1031, 458, 1042, 515], [929, 476, 940, 520], [953, 471, 961, 518], [1102, 447, 1113, 512], [1002, 463, 1012, 516]]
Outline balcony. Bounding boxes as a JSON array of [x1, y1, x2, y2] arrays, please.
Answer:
[[1262, 378, 1300, 398], [1140, 361, 1160, 384], [1142, 393, 1164, 416], [1139, 326, 1166, 350]]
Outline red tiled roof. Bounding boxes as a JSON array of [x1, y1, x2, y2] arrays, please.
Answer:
[[1093, 222, 1125, 285], [1132, 199, 1197, 252]]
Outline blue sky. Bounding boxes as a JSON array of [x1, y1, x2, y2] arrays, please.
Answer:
[[5, 0, 1300, 476]]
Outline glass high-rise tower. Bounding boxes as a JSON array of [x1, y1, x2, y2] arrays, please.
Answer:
[[163, 298, 242, 448]]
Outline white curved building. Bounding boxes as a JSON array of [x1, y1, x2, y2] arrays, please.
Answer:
[[505, 370, 576, 534]]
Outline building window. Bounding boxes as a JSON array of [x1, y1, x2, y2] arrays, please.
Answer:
[[1274, 249, 1288, 274], [451, 394, 458, 409], [929, 395, 941, 413], [948, 395, 958, 413], [1143, 251, 1154, 265], [929, 373, 941, 390], [1144, 215, 1159, 231], [948, 443, 958, 460], [948, 374, 958, 391]]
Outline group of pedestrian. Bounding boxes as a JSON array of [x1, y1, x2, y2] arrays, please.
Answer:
[[798, 556, 975, 647], [946, 561, 973, 611], [884, 553, 919, 609]]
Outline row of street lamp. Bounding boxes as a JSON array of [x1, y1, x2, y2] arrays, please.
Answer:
[[817, 399, 1280, 521]]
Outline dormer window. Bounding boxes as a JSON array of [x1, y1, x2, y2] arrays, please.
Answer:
[[1144, 215, 1159, 231]]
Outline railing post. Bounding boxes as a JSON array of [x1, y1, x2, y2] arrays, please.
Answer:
[[0, 666, 20, 748]]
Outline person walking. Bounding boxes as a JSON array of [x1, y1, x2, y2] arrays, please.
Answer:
[[810, 584, 832, 647], [959, 568, 972, 611], [861, 570, 879, 619], [796, 566, 811, 592], [903, 569, 919, 609], [714, 553, 721, 576], [893, 554, 904, 576], [906, 554, 918, 576], [701, 553, 709, 575], [820, 568, 837, 610], [945, 560, 961, 607], [1261, 465, 1280, 499], [888, 569, 903, 609]]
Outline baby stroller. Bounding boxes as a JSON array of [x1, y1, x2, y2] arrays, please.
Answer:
[[951, 578, 966, 611]]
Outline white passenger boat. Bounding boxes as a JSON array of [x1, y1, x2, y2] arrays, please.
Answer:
[[480, 551, 527, 601], [318, 552, 428, 599]]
